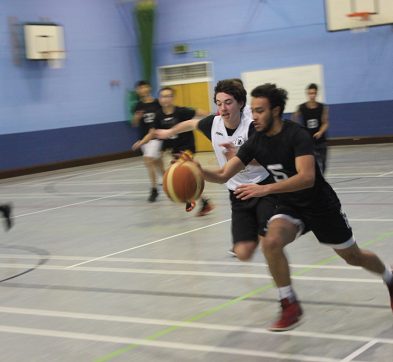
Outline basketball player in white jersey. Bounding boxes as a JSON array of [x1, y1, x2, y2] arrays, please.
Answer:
[[156, 79, 277, 259]]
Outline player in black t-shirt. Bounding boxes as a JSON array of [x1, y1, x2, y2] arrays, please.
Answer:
[[156, 87, 213, 216], [292, 83, 329, 174], [198, 83, 393, 331], [131, 81, 164, 202]]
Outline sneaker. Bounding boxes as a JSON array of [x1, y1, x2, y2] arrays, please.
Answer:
[[269, 298, 303, 332], [196, 199, 214, 217], [387, 274, 393, 312], [148, 188, 158, 202], [185, 200, 196, 212], [227, 247, 237, 257], [0, 204, 13, 231]]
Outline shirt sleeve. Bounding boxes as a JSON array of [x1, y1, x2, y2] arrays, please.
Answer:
[[293, 127, 315, 157], [178, 107, 196, 121], [197, 115, 215, 140]]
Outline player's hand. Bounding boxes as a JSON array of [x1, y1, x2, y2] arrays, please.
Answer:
[[131, 140, 142, 151], [155, 129, 172, 139], [313, 131, 322, 139], [234, 184, 269, 200], [220, 142, 237, 160]]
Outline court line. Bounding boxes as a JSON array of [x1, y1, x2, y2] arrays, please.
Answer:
[[96, 231, 393, 361], [0, 325, 341, 362], [63, 217, 392, 269], [378, 170, 393, 177], [0, 254, 365, 269], [0, 306, 392, 345], [0, 263, 383, 283], [340, 339, 379, 362], [65, 219, 231, 269], [12, 191, 132, 218]]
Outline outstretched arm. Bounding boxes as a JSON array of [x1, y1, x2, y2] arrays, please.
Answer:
[[202, 156, 245, 184], [155, 118, 200, 139]]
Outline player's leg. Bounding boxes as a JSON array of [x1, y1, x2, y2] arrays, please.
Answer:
[[315, 143, 328, 174], [230, 194, 260, 260], [0, 203, 13, 231], [312, 207, 393, 312], [334, 241, 392, 311], [141, 140, 162, 202], [261, 211, 304, 331]]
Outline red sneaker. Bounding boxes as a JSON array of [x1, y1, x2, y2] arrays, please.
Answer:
[[387, 274, 393, 312], [269, 298, 303, 331], [185, 201, 196, 212], [196, 199, 214, 217]]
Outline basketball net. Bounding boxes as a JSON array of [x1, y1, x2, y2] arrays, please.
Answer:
[[40, 51, 65, 69], [347, 12, 373, 33]]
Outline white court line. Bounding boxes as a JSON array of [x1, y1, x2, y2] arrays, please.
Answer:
[[340, 339, 379, 362], [12, 191, 132, 218], [65, 219, 231, 269], [0, 306, 392, 345], [0, 325, 341, 362], [378, 170, 393, 177], [0, 263, 382, 283], [0, 254, 363, 270]]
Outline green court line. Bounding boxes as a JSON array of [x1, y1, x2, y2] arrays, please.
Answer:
[[95, 231, 393, 362]]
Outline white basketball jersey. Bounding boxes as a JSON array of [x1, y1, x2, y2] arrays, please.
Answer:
[[211, 113, 270, 191]]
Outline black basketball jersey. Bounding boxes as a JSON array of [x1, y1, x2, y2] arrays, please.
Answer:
[[134, 99, 161, 138], [154, 106, 196, 152], [298, 102, 326, 144], [236, 120, 339, 210]]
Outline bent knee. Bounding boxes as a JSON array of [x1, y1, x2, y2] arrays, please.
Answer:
[[234, 242, 257, 261], [261, 235, 286, 254]]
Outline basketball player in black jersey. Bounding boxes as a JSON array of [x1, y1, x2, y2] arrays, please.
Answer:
[[199, 83, 393, 331], [292, 83, 329, 174], [154, 87, 213, 216], [131, 81, 164, 202]]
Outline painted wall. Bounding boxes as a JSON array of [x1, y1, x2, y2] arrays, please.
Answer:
[[0, 0, 140, 171], [1, 0, 392, 172], [154, 0, 393, 138]]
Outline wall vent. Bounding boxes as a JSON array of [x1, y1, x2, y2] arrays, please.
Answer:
[[158, 62, 213, 86]]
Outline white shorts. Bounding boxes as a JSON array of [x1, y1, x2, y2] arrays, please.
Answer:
[[141, 139, 162, 159]]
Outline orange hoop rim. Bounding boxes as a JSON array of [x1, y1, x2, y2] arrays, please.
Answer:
[[347, 12, 376, 20]]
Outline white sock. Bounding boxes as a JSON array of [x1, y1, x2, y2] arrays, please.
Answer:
[[382, 264, 393, 284], [278, 285, 296, 301]]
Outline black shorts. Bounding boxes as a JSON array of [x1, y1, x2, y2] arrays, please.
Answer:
[[271, 204, 354, 248], [230, 191, 278, 244]]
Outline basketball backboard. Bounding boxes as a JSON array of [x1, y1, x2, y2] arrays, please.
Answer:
[[325, 0, 393, 31]]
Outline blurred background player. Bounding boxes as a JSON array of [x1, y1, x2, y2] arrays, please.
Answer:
[[135, 86, 213, 216], [0, 203, 13, 230], [131, 80, 164, 202], [156, 79, 276, 257], [292, 83, 329, 174]]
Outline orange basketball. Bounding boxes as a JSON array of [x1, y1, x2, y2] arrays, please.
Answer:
[[163, 160, 204, 203]]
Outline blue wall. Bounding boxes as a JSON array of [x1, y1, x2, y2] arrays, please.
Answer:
[[154, 0, 393, 138], [1, 0, 392, 172], [0, 0, 140, 171]]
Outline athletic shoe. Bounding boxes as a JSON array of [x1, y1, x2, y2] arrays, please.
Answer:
[[196, 199, 214, 217], [148, 188, 158, 202], [269, 298, 303, 331], [227, 247, 237, 257], [387, 273, 393, 312], [0, 204, 13, 231], [185, 200, 196, 212]]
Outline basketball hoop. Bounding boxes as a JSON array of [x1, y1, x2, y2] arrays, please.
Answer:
[[346, 12, 375, 33]]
